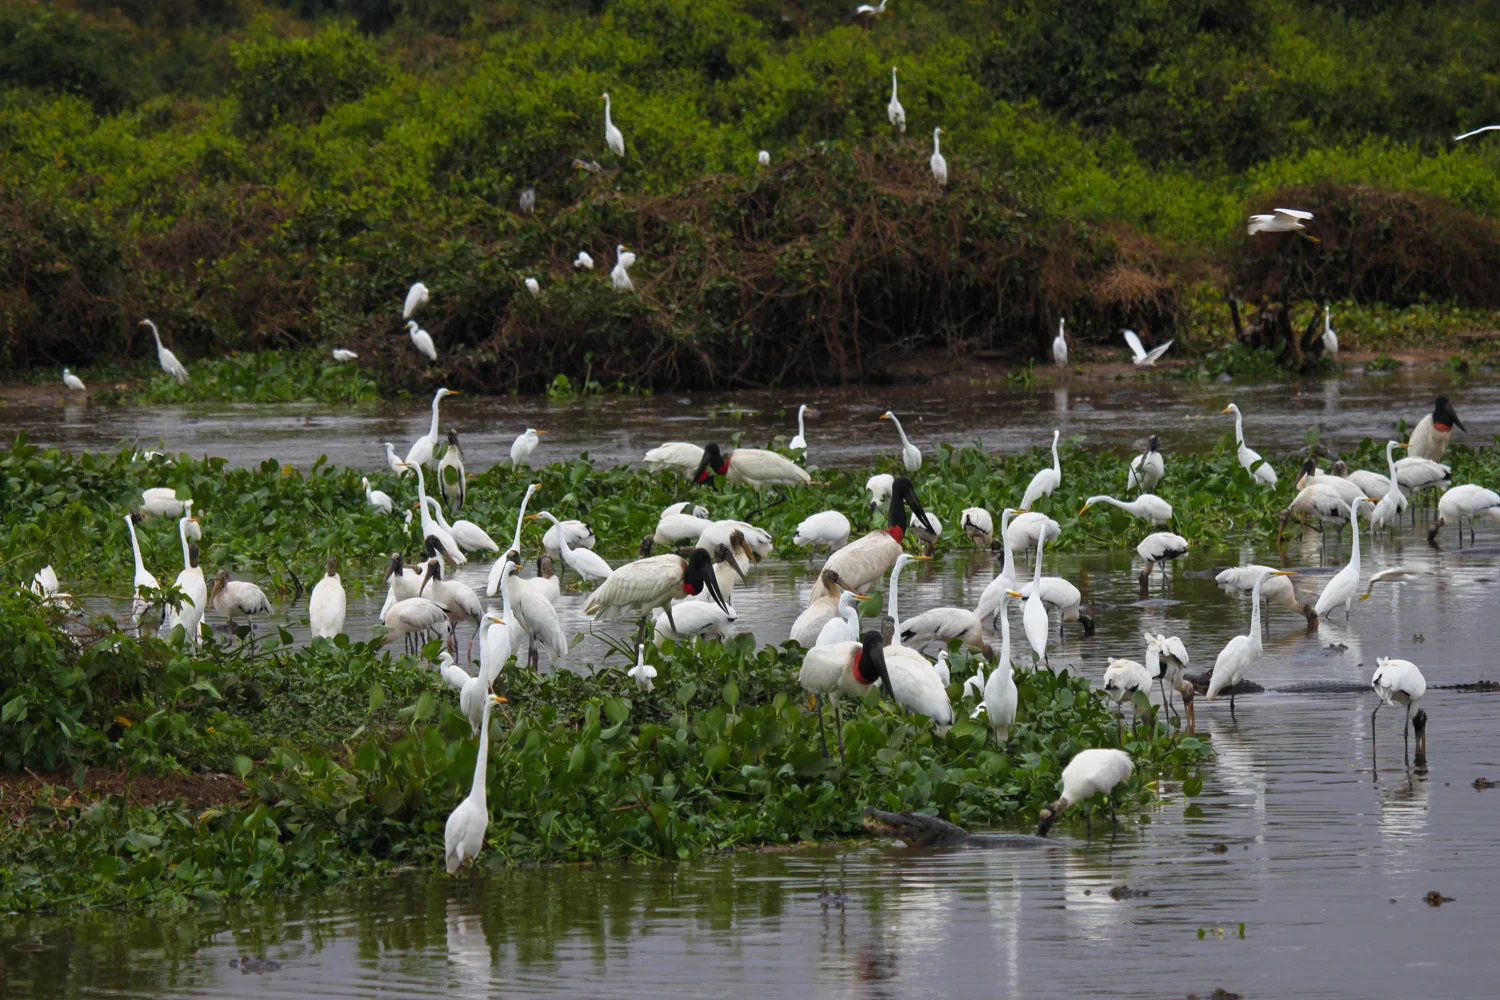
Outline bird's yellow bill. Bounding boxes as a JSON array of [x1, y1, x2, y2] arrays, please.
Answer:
[[1364, 497, 1383, 503], [1395, 442, 1409, 449], [1220, 405, 1233, 414], [913, 555, 932, 561], [1006, 590, 1024, 598], [1079, 504, 1091, 515], [852, 592, 872, 601], [1015, 508, 1031, 514], [879, 413, 891, 420], [524, 513, 541, 521], [535, 429, 549, 435], [1359, 593, 1372, 601], [1272, 570, 1296, 576]]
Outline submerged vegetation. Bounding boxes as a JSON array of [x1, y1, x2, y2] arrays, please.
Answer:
[[3, 1, 1500, 388]]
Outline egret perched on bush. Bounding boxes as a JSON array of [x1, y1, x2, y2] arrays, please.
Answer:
[[612, 245, 635, 290], [929, 127, 947, 187], [524, 277, 540, 297], [574, 251, 593, 270], [332, 348, 357, 362], [887, 66, 905, 132], [403, 282, 429, 319], [140, 320, 189, 383], [602, 93, 625, 157], [758, 149, 771, 166], [122, 514, 158, 629], [406, 321, 438, 362]]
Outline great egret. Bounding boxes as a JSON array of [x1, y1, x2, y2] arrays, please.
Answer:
[[794, 510, 851, 556], [1359, 565, 1431, 601], [1122, 330, 1173, 366], [524, 277, 540, 297], [574, 251, 594, 270], [209, 569, 271, 632], [444, 692, 505, 875], [977, 590, 1017, 745], [882, 554, 953, 727], [643, 442, 704, 477], [585, 547, 730, 641], [409, 466, 465, 565], [1207, 568, 1294, 714], [309, 557, 346, 639], [1136, 532, 1189, 590], [1322, 305, 1339, 357], [332, 349, 358, 362], [799, 632, 892, 759], [855, 0, 889, 14], [1216, 564, 1315, 625], [541, 519, 597, 562], [880, 411, 921, 472], [789, 403, 811, 451], [1337, 457, 1399, 510], [601, 93, 625, 157], [423, 495, 497, 554], [692, 442, 812, 490], [1034, 748, 1134, 837], [438, 429, 466, 513], [1407, 395, 1465, 461], [1127, 435, 1165, 491], [487, 483, 541, 595], [1020, 430, 1062, 509], [1371, 657, 1427, 756], [62, 368, 85, 391], [139, 320, 189, 383], [510, 427, 546, 468], [519, 188, 535, 214], [929, 127, 947, 187], [1021, 534, 1050, 665], [611, 245, 635, 290], [791, 569, 867, 646], [960, 507, 994, 548], [974, 508, 1025, 624], [529, 512, 612, 583], [1052, 318, 1068, 367], [123, 514, 159, 629], [403, 282, 429, 319], [757, 150, 771, 166], [497, 560, 566, 670], [1427, 484, 1500, 546], [815, 589, 864, 646], [405, 321, 438, 362], [808, 477, 935, 600], [887, 66, 905, 132], [163, 513, 205, 644], [629, 643, 658, 692], [384, 442, 406, 477], [405, 388, 458, 470], [1080, 493, 1172, 525], [1247, 207, 1314, 236], [1223, 403, 1277, 486], [1454, 125, 1500, 141]]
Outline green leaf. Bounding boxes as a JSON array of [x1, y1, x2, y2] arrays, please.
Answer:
[[233, 755, 253, 779], [368, 682, 386, 713], [413, 690, 435, 723], [125, 830, 162, 851], [703, 742, 730, 772], [676, 682, 698, 707], [1183, 775, 1204, 797]]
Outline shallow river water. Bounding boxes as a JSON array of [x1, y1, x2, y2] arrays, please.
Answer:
[[5, 370, 1500, 998]]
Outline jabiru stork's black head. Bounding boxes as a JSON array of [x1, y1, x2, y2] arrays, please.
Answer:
[[683, 547, 730, 614], [856, 630, 895, 698], [888, 476, 935, 539], [1433, 395, 1465, 433], [692, 443, 729, 484]]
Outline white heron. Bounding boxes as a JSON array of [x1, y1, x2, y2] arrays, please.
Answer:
[[1216, 564, 1314, 625], [163, 512, 205, 643], [309, 557, 347, 639], [887, 66, 905, 132], [529, 512, 612, 583], [882, 554, 953, 727], [423, 495, 497, 555], [497, 560, 566, 670], [523, 277, 540, 298], [1136, 532, 1189, 590], [574, 251, 594, 270], [1322, 304, 1339, 357], [62, 368, 85, 391], [1371, 657, 1428, 756], [1314, 500, 1376, 621], [1247, 207, 1314, 236], [1021, 534, 1050, 665], [960, 507, 994, 548], [976, 590, 1017, 745], [123, 514, 159, 629], [1427, 484, 1500, 546], [866, 473, 895, 512], [406, 321, 438, 362], [757, 150, 771, 167], [1359, 565, 1431, 601], [1052, 318, 1068, 367], [880, 411, 921, 472], [1034, 748, 1135, 837], [510, 428, 546, 468], [692, 442, 812, 491], [855, 0, 889, 14], [139, 320, 189, 383], [611, 245, 635, 290], [601, 93, 625, 157], [405, 388, 459, 470], [1020, 430, 1062, 509], [1127, 435, 1164, 491], [791, 569, 868, 646], [332, 348, 358, 362], [794, 510, 851, 556], [629, 643, 658, 692], [403, 282, 429, 319], [1122, 329, 1173, 366], [929, 127, 947, 187], [437, 430, 466, 513], [138, 487, 184, 520], [1223, 403, 1277, 486], [815, 589, 864, 646], [1080, 493, 1173, 526], [974, 508, 1025, 624], [789, 404, 811, 451], [409, 466, 465, 565], [209, 569, 271, 632], [384, 441, 406, 477], [486, 483, 541, 596], [1455, 125, 1500, 140], [444, 692, 505, 875], [808, 477, 936, 600], [1207, 568, 1294, 715], [1407, 395, 1465, 462]]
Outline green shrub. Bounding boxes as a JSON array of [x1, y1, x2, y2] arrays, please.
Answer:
[[231, 23, 388, 132]]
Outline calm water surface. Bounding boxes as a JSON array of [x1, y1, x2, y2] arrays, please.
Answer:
[[5, 372, 1500, 998]]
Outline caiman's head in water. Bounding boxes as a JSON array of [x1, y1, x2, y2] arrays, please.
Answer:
[[862, 808, 970, 848]]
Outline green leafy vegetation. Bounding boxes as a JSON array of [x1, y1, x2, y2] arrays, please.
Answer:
[[2, 0, 1498, 387]]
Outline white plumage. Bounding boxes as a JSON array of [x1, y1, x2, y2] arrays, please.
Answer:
[[977, 590, 1017, 745], [410, 468, 465, 564], [1223, 403, 1277, 486], [403, 281, 429, 319], [792, 570, 866, 646], [1127, 435, 1165, 491], [611, 245, 635, 291], [405, 388, 458, 470], [124, 514, 159, 628], [1371, 657, 1427, 753], [406, 321, 438, 362], [1052, 318, 1068, 368], [602, 93, 625, 157], [164, 514, 205, 643], [510, 427, 546, 468], [532, 511, 612, 582], [1247, 207, 1313, 236], [62, 368, 85, 391], [498, 560, 567, 669], [139, 487, 184, 520], [757, 150, 771, 167], [815, 589, 863, 646], [789, 403, 810, 452], [1122, 329, 1173, 365], [1315, 501, 1368, 620], [419, 558, 483, 636], [210, 569, 271, 629], [363, 476, 392, 515], [1102, 658, 1153, 707], [883, 555, 953, 727], [1136, 532, 1189, 587], [1217, 564, 1312, 623], [524, 277, 540, 298], [899, 606, 991, 660], [887, 66, 905, 133], [1007, 511, 1061, 561], [662, 502, 709, 520], [960, 507, 994, 547], [1020, 430, 1062, 509], [808, 478, 933, 601], [444, 692, 503, 874], [574, 251, 594, 270], [140, 320, 189, 383], [1322, 304, 1339, 358], [543, 519, 597, 560], [1081, 493, 1172, 525], [650, 513, 711, 549], [1407, 396, 1465, 462], [794, 511, 851, 554], [1207, 568, 1291, 706], [308, 558, 346, 639], [1035, 748, 1135, 836], [584, 549, 728, 633], [629, 644, 658, 692], [866, 473, 895, 511], [653, 601, 736, 647], [644, 442, 704, 477], [974, 509, 1024, 624], [1021, 534, 1050, 665], [929, 127, 948, 187], [1428, 483, 1500, 545]]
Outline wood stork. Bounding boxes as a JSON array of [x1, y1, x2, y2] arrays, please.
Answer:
[[808, 477, 935, 601], [880, 411, 921, 472], [799, 632, 893, 759], [1034, 749, 1134, 837], [794, 511, 851, 556], [644, 513, 711, 552], [1102, 657, 1153, 731], [383, 596, 451, 654], [1279, 481, 1353, 545], [644, 442, 704, 478], [209, 569, 271, 632], [437, 430, 466, 512], [1407, 395, 1465, 461], [1127, 435, 1165, 491], [405, 388, 459, 470], [960, 507, 994, 548], [866, 473, 895, 512], [419, 557, 482, 645], [898, 602, 993, 661], [444, 692, 505, 875], [1020, 430, 1062, 509], [363, 477, 393, 515], [1007, 511, 1060, 561], [1207, 568, 1294, 715], [908, 510, 941, 556], [887, 67, 905, 133], [139, 320, 189, 383], [1146, 634, 1192, 729], [1371, 657, 1427, 757], [1136, 532, 1189, 590], [652, 599, 736, 648], [1223, 403, 1277, 486], [1080, 493, 1172, 526], [542, 518, 596, 560], [584, 547, 730, 642], [1427, 484, 1500, 546], [309, 557, 346, 639], [693, 442, 812, 491]]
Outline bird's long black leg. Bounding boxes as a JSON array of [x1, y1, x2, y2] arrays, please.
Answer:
[[833, 698, 846, 763], [1229, 691, 1236, 720], [815, 697, 829, 757]]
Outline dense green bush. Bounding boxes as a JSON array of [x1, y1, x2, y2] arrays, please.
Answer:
[[231, 22, 388, 131]]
